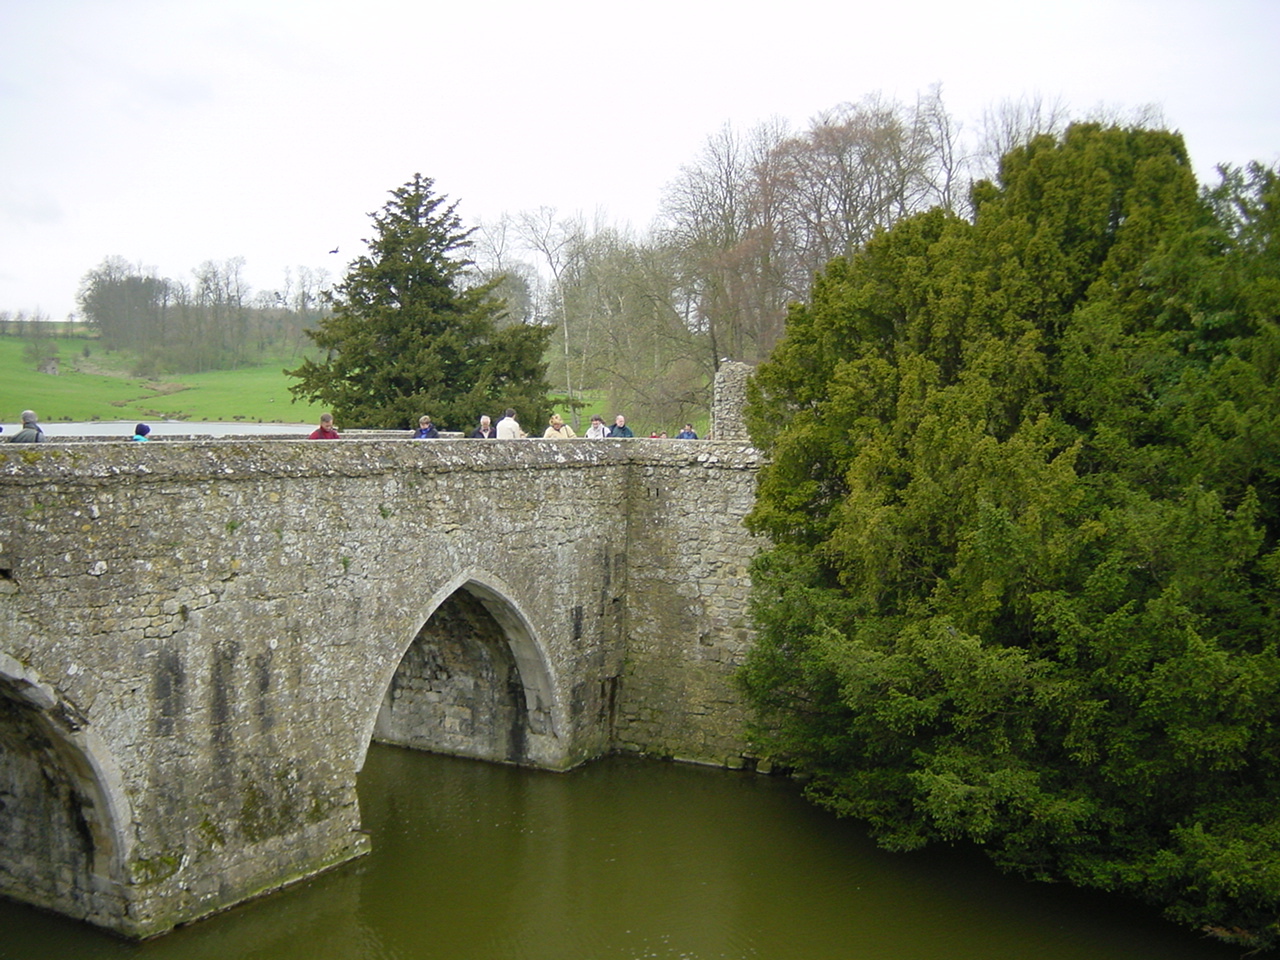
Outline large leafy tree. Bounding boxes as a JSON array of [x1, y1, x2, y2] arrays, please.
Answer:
[[287, 174, 553, 430], [741, 125, 1280, 947], [77, 256, 170, 354]]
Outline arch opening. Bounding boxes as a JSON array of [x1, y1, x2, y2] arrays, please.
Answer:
[[372, 585, 554, 766], [0, 676, 114, 920]]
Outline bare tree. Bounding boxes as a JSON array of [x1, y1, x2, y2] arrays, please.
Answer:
[[772, 91, 961, 283], [1083, 100, 1167, 130], [914, 84, 967, 214], [661, 93, 964, 367], [472, 214, 540, 327], [662, 119, 792, 365], [21, 310, 57, 372], [976, 93, 1072, 182], [515, 207, 587, 417], [555, 226, 712, 428]]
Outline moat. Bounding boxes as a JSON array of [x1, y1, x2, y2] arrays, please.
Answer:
[[0, 746, 1239, 960]]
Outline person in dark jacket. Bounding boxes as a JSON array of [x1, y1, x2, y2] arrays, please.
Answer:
[[608, 415, 634, 438], [470, 415, 497, 438], [413, 415, 439, 439], [7, 410, 44, 443]]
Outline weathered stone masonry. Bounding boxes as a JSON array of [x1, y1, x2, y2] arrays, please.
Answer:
[[0, 437, 761, 937]]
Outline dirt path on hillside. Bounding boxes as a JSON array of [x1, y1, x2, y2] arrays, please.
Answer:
[[70, 356, 189, 397]]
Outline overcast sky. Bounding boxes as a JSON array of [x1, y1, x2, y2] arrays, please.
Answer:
[[2, 0, 1278, 321]]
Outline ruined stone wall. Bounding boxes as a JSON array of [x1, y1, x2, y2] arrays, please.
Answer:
[[0, 436, 762, 936], [711, 362, 754, 441]]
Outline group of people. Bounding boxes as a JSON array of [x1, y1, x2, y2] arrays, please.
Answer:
[[2, 411, 161, 443], [310, 410, 701, 440], [0, 408, 701, 444]]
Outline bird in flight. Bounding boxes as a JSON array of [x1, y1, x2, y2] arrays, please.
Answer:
[[329, 246, 339, 254]]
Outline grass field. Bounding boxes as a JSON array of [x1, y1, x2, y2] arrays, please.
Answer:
[[0, 338, 325, 424]]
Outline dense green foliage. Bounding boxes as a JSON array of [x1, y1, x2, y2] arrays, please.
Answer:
[[741, 124, 1280, 947], [288, 175, 553, 431]]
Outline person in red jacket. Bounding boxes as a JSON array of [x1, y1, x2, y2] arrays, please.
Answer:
[[309, 413, 340, 439]]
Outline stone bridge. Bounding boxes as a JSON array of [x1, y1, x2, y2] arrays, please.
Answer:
[[0, 434, 762, 938]]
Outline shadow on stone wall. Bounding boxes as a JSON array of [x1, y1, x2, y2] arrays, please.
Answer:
[[0, 662, 131, 933]]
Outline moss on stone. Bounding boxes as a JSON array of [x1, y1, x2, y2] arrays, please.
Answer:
[[197, 817, 226, 849], [130, 852, 182, 886]]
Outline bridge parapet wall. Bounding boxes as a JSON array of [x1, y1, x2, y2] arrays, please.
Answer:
[[0, 437, 761, 936]]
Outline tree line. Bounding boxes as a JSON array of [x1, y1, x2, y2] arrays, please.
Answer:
[[740, 123, 1280, 948], [66, 89, 1143, 426], [75, 255, 332, 375], [471, 91, 1160, 430]]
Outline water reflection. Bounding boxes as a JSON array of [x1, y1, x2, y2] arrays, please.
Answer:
[[0, 748, 1243, 960]]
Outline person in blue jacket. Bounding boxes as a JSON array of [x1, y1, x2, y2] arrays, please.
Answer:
[[414, 415, 439, 439]]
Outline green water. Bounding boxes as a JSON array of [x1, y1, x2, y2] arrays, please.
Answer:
[[0, 747, 1242, 960]]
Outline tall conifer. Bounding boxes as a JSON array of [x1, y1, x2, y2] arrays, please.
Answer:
[[287, 174, 553, 430]]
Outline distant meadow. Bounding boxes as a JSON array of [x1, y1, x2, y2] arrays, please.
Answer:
[[0, 336, 325, 427]]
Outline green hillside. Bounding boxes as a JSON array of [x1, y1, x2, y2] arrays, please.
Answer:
[[0, 337, 325, 424]]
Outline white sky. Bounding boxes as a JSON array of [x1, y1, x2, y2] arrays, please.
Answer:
[[2, 0, 1278, 321]]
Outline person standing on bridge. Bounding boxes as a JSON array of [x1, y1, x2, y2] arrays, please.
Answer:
[[309, 413, 340, 439], [608, 415, 634, 438], [413, 415, 439, 439], [496, 408, 525, 439], [6, 410, 44, 443], [470, 415, 497, 438], [543, 414, 576, 439], [584, 415, 609, 439]]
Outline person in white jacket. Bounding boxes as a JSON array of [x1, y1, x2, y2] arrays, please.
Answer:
[[496, 408, 525, 438]]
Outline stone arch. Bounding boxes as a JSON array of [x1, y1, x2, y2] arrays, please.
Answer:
[[360, 571, 566, 770], [0, 652, 132, 924]]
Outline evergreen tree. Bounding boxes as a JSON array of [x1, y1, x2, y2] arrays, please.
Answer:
[[287, 174, 553, 430], [741, 125, 1280, 948]]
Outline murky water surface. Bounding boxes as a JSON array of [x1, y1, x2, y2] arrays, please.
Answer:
[[0, 747, 1242, 960]]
